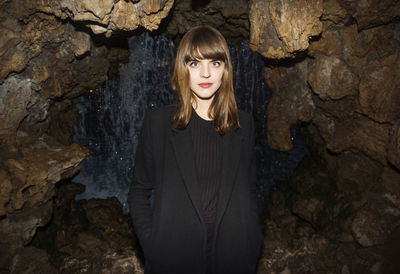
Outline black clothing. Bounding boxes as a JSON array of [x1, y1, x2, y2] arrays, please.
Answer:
[[128, 105, 263, 274], [188, 110, 223, 273]]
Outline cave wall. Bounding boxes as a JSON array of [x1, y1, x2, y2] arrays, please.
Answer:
[[162, 0, 250, 45], [0, 0, 173, 269], [249, 0, 400, 272]]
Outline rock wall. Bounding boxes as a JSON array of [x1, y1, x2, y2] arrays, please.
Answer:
[[250, 0, 400, 273], [0, 0, 172, 270], [163, 0, 249, 44]]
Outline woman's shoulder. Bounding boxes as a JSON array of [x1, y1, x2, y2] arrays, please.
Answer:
[[146, 104, 175, 117], [144, 104, 176, 128]]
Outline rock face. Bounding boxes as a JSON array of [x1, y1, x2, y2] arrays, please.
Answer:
[[163, 0, 249, 45], [37, 0, 174, 36], [250, 0, 400, 273], [0, 0, 171, 270], [28, 183, 142, 273], [250, 0, 323, 59]]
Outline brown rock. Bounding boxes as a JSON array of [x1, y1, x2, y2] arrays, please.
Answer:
[[265, 60, 315, 150], [52, 0, 174, 35], [321, 0, 348, 24], [324, 115, 390, 165], [10, 247, 57, 274], [336, 151, 382, 194], [269, 0, 323, 53], [340, 23, 399, 73], [71, 31, 91, 58], [388, 120, 400, 170], [60, 249, 144, 274], [250, 0, 323, 59], [77, 233, 105, 254], [266, 191, 287, 219], [312, 93, 357, 120], [138, 0, 174, 32], [164, 0, 249, 45], [110, 0, 140, 31], [352, 247, 384, 274], [292, 197, 323, 224], [3, 139, 88, 213], [353, 0, 400, 30], [308, 55, 359, 100], [308, 30, 343, 56], [382, 167, 400, 197], [0, 76, 32, 134], [0, 26, 27, 83], [259, 218, 332, 273], [58, 0, 115, 24], [0, 168, 12, 216], [0, 201, 53, 268], [359, 53, 400, 123], [352, 210, 386, 247], [83, 198, 125, 230]]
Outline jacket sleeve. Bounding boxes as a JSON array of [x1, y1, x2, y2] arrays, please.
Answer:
[[128, 111, 154, 255], [248, 116, 259, 215]]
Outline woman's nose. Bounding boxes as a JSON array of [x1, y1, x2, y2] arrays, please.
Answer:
[[200, 64, 210, 78]]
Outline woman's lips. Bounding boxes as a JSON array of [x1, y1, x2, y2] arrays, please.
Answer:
[[198, 83, 213, 88]]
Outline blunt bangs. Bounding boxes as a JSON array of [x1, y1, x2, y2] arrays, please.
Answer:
[[183, 29, 228, 63]]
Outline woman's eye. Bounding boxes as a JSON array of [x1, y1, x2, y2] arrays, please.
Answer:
[[189, 61, 198, 67], [212, 61, 221, 67]]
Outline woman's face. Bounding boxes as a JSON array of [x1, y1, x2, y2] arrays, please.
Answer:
[[187, 58, 225, 103]]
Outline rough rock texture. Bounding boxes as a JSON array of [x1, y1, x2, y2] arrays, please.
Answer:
[[33, 0, 174, 36], [308, 54, 359, 100], [388, 120, 400, 170], [28, 182, 143, 273], [250, 0, 400, 273], [256, 136, 400, 273], [9, 246, 57, 274], [251, 0, 400, 164], [264, 60, 315, 150], [249, 0, 323, 59], [351, 0, 400, 31], [0, 138, 88, 268], [358, 53, 400, 123], [163, 0, 249, 45], [0, 0, 169, 270]]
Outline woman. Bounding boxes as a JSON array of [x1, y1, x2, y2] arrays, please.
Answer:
[[128, 25, 263, 274]]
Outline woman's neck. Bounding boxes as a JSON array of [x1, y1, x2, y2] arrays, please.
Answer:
[[192, 99, 212, 121]]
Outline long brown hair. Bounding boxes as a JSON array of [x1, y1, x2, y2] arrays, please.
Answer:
[[171, 25, 240, 134]]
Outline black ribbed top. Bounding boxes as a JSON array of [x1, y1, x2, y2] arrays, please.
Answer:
[[189, 109, 222, 272]]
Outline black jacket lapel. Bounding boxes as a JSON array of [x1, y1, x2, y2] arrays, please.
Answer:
[[170, 125, 243, 231], [215, 127, 243, 230], [170, 129, 204, 225]]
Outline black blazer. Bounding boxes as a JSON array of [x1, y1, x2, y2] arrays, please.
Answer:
[[128, 105, 263, 274]]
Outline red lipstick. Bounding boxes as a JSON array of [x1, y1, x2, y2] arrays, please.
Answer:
[[199, 83, 212, 88]]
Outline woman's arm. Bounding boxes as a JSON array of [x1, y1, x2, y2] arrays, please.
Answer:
[[248, 116, 259, 215], [128, 112, 155, 255]]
